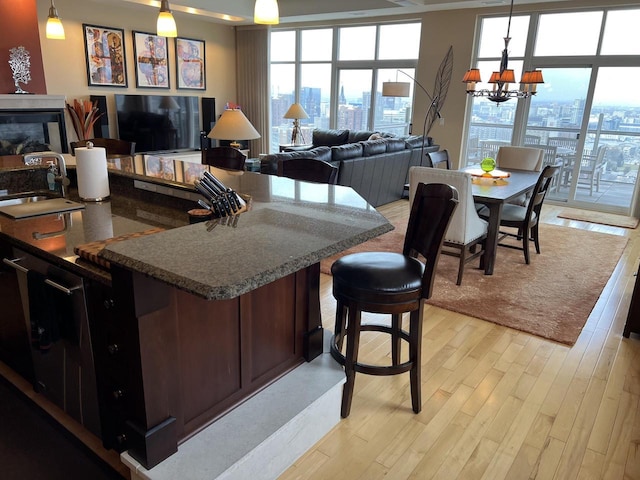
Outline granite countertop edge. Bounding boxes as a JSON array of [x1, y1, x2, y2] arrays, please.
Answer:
[[100, 222, 393, 300]]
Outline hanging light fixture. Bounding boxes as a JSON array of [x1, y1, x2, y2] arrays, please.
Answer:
[[157, 0, 177, 38], [46, 0, 65, 40], [462, 0, 543, 103], [254, 0, 279, 25]]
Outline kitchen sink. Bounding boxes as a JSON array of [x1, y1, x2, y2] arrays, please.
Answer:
[[0, 194, 57, 207], [0, 193, 85, 219]]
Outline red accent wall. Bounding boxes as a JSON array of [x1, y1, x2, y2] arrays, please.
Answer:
[[0, 0, 46, 94]]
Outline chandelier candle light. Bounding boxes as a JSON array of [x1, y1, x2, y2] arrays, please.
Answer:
[[462, 0, 543, 103], [283, 103, 309, 145]]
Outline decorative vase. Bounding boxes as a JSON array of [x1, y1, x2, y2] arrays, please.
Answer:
[[481, 157, 496, 173]]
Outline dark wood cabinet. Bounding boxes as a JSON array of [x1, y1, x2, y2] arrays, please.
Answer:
[[0, 241, 34, 381]]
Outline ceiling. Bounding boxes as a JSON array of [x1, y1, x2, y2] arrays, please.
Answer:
[[106, 0, 567, 25]]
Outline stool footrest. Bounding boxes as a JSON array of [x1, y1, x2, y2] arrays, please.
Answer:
[[330, 324, 414, 377]]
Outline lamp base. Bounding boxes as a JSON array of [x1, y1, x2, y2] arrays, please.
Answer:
[[230, 141, 241, 148]]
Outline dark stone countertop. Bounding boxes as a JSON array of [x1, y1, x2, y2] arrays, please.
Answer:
[[0, 164, 392, 299]]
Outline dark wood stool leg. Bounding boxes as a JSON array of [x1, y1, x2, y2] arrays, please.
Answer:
[[409, 307, 423, 413], [334, 299, 347, 350], [391, 314, 402, 365], [341, 304, 362, 418]]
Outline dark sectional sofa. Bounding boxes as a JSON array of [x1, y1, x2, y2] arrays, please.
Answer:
[[260, 128, 439, 207]]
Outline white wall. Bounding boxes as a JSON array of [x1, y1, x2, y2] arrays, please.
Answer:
[[36, 0, 237, 142]]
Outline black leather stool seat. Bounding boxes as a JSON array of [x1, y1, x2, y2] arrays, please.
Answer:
[[331, 252, 425, 300], [329, 183, 458, 418]]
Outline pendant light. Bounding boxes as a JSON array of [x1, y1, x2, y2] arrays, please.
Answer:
[[157, 0, 177, 38], [46, 0, 65, 40], [254, 0, 279, 25], [462, 0, 543, 103]]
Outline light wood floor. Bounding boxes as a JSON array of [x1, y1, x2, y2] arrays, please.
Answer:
[[3, 201, 639, 480], [279, 201, 640, 480]]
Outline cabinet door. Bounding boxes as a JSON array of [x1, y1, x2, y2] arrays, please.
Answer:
[[0, 241, 34, 381]]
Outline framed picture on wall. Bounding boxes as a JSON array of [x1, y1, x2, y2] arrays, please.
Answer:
[[175, 37, 206, 90], [82, 24, 127, 87], [133, 31, 170, 89]]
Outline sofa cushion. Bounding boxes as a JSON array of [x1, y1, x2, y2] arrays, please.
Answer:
[[347, 130, 375, 143], [402, 135, 427, 149], [260, 146, 332, 174], [360, 139, 387, 157], [312, 128, 349, 147], [310, 146, 332, 162], [385, 138, 407, 152], [331, 143, 363, 161]]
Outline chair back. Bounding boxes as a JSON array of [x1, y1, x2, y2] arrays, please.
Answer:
[[70, 138, 135, 156], [526, 164, 561, 223], [426, 150, 452, 169], [539, 144, 558, 167], [524, 135, 541, 145], [278, 158, 339, 184], [548, 137, 578, 151], [480, 140, 509, 160], [404, 182, 458, 299], [409, 167, 487, 245], [496, 146, 544, 171], [202, 146, 247, 171]]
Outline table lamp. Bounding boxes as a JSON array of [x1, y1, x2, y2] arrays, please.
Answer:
[[207, 108, 261, 148], [283, 103, 309, 145]]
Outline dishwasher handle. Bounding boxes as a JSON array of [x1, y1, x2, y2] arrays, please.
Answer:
[[3, 257, 81, 295]]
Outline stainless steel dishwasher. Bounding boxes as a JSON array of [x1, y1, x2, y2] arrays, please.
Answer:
[[3, 247, 102, 438]]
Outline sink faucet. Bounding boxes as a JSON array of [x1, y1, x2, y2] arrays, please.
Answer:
[[23, 151, 70, 197]]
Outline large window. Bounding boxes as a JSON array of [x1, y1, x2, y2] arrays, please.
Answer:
[[269, 22, 421, 153], [464, 6, 640, 214]]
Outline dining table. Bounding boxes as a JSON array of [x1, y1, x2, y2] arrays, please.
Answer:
[[464, 167, 541, 275]]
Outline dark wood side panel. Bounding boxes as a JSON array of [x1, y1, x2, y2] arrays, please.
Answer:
[[175, 291, 241, 425], [247, 273, 297, 381]]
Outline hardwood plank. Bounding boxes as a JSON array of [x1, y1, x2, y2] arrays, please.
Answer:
[[282, 202, 640, 480]]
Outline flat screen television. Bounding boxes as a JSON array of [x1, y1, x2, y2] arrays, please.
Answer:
[[115, 94, 201, 153]]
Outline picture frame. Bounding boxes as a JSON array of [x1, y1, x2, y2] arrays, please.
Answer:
[[83, 24, 127, 87], [175, 37, 206, 90], [144, 155, 176, 181], [182, 161, 208, 185], [133, 31, 170, 89]]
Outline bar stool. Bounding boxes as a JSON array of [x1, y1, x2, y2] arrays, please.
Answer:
[[330, 182, 459, 417]]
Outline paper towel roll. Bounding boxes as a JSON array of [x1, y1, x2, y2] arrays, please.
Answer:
[[76, 146, 110, 201]]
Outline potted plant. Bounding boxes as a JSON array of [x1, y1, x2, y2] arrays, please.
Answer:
[[66, 99, 103, 140]]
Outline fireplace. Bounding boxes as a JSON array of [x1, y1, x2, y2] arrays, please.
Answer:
[[0, 95, 68, 157]]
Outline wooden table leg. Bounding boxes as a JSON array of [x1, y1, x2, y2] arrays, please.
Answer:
[[483, 202, 503, 275]]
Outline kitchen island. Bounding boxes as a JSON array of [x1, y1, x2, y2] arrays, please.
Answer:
[[0, 160, 392, 471]]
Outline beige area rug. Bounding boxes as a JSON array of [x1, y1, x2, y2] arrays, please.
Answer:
[[557, 209, 639, 229], [321, 220, 628, 345]]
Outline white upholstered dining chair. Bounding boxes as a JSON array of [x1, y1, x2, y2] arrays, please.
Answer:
[[409, 167, 488, 285], [496, 146, 544, 172], [496, 146, 544, 206]]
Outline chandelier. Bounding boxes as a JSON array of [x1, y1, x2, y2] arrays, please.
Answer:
[[462, 0, 543, 103]]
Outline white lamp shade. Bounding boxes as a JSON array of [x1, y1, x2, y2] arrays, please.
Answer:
[[208, 109, 261, 141], [46, 17, 65, 39], [46, 1, 65, 40], [382, 81, 411, 97], [157, 0, 177, 37], [254, 0, 279, 25], [283, 103, 309, 120]]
